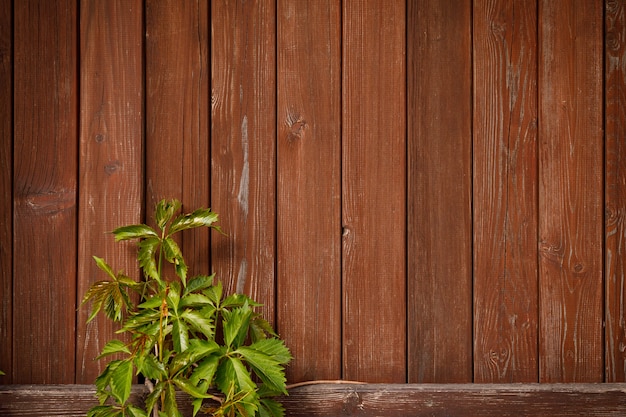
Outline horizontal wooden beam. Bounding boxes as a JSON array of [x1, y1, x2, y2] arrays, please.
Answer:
[[1, 383, 626, 416]]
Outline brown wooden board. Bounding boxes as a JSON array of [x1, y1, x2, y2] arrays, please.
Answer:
[[2, 383, 626, 417], [342, 0, 406, 382], [472, 0, 539, 382], [0, 0, 12, 385], [276, 0, 342, 382], [76, 0, 144, 383], [538, 2, 604, 382], [606, 0, 626, 383], [406, 0, 473, 383], [12, 0, 78, 384], [210, 1, 277, 321], [145, 0, 211, 275]]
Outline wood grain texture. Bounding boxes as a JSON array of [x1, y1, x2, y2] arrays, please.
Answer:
[[606, 0, 626, 383], [211, 0, 277, 321], [145, 0, 210, 274], [12, 0, 78, 384], [76, 0, 143, 383], [0, 0, 12, 385], [276, 0, 342, 382], [406, 0, 473, 383], [342, 0, 406, 382], [538, 0, 604, 382], [472, 0, 539, 382], [2, 384, 626, 417]]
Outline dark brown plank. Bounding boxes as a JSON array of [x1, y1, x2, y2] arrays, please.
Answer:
[[2, 384, 626, 417], [606, 0, 626, 383], [406, 0, 473, 383], [211, 0, 277, 321], [342, 0, 406, 382], [0, 0, 12, 384], [472, 0, 539, 382], [276, 0, 342, 382], [76, 0, 143, 383], [538, 1, 604, 382], [145, 0, 210, 274], [12, 0, 78, 384]]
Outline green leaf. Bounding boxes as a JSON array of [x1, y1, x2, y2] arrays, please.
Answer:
[[236, 346, 287, 394], [96, 339, 131, 359], [144, 381, 165, 414], [92, 256, 117, 280], [173, 376, 214, 399], [248, 338, 293, 365], [112, 224, 158, 241], [136, 353, 167, 381], [162, 237, 187, 285], [163, 381, 181, 417], [179, 293, 213, 308], [109, 359, 133, 404], [126, 405, 149, 417], [87, 405, 122, 417], [227, 356, 256, 392], [190, 354, 220, 385], [183, 274, 215, 296], [171, 319, 189, 353], [202, 281, 223, 305], [137, 237, 160, 281], [259, 398, 286, 417], [181, 309, 215, 339], [222, 303, 252, 348], [169, 208, 220, 234], [155, 199, 181, 230], [170, 339, 220, 376]]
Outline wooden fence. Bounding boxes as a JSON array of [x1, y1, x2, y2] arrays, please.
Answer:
[[1, 0, 625, 389]]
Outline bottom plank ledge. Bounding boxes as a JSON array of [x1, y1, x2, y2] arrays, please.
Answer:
[[1, 383, 626, 416]]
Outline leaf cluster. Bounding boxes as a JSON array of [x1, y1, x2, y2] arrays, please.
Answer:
[[83, 199, 291, 417]]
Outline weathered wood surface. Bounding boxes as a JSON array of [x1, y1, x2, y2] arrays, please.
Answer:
[[12, 0, 78, 384], [0, 0, 12, 386], [75, 0, 144, 384], [276, 0, 342, 382], [342, 0, 406, 383], [538, 1, 604, 382], [472, 0, 539, 382], [210, 0, 277, 321], [605, 0, 626, 383], [2, 384, 626, 417], [406, 0, 473, 383]]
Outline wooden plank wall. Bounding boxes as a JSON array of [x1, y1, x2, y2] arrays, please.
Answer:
[[0, 0, 624, 388]]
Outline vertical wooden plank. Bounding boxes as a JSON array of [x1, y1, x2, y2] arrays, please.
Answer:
[[76, 0, 143, 383], [538, 0, 603, 382], [342, 0, 406, 382], [606, 0, 626, 383], [276, 0, 342, 382], [0, 0, 12, 384], [473, 0, 539, 382], [406, 0, 473, 383], [145, 0, 210, 274], [211, 1, 277, 321], [13, 0, 78, 383]]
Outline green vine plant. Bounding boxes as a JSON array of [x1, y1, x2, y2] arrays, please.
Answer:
[[82, 199, 291, 417]]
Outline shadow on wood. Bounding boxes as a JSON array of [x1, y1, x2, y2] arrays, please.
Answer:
[[1, 383, 626, 416]]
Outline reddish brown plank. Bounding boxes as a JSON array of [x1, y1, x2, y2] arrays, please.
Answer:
[[0, 0, 12, 384], [76, 0, 143, 383], [145, 0, 210, 274], [406, 0, 473, 383], [472, 0, 539, 382], [3, 384, 626, 417], [276, 0, 342, 382], [342, 0, 406, 382], [538, 1, 604, 382], [211, 0, 277, 321], [606, 0, 626, 383], [12, 0, 78, 383]]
